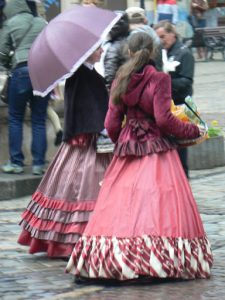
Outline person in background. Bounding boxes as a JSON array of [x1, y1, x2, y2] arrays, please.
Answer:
[[103, 12, 130, 91], [190, 0, 208, 59], [125, 6, 162, 71], [26, 89, 63, 147], [155, 0, 179, 24], [66, 32, 212, 281], [48, 86, 63, 146], [126, 7, 160, 47], [205, 0, 218, 27], [17, 46, 112, 258], [154, 21, 195, 178], [0, 0, 49, 175]]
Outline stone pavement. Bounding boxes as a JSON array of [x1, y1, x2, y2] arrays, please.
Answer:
[[0, 55, 225, 299], [193, 56, 225, 130], [1, 166, 225, 300]]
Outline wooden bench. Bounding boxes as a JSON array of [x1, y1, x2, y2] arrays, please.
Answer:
[[194, 26, 225, 60]]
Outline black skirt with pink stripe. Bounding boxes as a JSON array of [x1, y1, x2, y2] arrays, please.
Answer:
[[18, 134, 112, 257]]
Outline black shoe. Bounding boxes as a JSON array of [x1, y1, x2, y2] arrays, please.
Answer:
[[74, 276, 99, 285], [54, 130, 63, 146]]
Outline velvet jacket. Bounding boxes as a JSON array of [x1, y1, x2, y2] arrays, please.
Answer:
[[105, 64, 200, 157], [63, 65, 108, 142]]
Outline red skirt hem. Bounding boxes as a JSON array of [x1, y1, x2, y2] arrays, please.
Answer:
[[18, 229, 76, 258]]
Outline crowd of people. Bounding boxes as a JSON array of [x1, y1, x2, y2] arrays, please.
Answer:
[[0, 0, 213, 285]]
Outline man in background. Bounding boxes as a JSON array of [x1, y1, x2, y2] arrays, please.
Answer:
[[155, 21, 195, 178]]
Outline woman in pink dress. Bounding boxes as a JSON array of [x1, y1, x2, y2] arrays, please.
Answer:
[[66, 32, 213, 280], [17, 47, 112, 258]]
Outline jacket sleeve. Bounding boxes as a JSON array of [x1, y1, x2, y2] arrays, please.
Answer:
[[153, 73, 200, 139], [171, 50, 194, 98], [104, 84, 125, 143]]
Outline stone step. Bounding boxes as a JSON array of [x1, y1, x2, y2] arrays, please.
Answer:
[[0, 166, 42, 201]]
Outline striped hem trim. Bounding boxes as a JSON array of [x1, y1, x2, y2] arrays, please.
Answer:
[[66, 235, 213, 281]]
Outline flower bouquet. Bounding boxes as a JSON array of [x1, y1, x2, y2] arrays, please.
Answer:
[[171, 96, 208, 147]]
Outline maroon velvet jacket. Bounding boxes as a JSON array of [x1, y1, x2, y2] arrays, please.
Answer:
[[105, 65, 200, 157]]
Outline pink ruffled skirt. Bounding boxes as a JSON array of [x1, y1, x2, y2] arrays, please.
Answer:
[[18, 135, 112, 257], [66, 149, 213, 280]]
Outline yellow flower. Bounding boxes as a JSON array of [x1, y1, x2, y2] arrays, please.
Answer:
[[208, 120, 224, 138], [211, 120, 219, 126]]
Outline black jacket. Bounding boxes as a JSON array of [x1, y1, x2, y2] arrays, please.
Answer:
[[104, 37, 128, 89], [63, 65, 109, 141], [167, 39, 194, 104], [103, 12, 129, 89]]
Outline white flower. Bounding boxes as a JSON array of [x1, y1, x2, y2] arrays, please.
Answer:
[[162, 49, 180, 73]]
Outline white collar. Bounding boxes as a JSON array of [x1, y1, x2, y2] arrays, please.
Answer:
[[83, 61, 94, 70]]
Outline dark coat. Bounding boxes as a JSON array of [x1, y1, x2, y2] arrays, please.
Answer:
[[63, 65, 109, 142], [103, 12, 129, 89], [167, 39, 194, 105], [104, 37, 128, 89]]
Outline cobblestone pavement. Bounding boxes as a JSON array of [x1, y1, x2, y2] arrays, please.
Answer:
[[0, 167, 225, 300], [0, 57, 225, 299]]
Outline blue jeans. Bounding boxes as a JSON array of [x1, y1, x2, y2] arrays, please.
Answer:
[[8, 65, 49, 167]]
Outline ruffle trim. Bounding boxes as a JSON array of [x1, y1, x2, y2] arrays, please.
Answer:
[[24, 199, 92, 224], [114, 138, 177, 157], [18, 191, 96, 244], [66, 235, 213, 281], [17, 229, 76, 257], [19, 217, 87, 238], [32, 191, 96, 212]]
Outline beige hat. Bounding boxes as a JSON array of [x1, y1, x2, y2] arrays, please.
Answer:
[[125, 7, 146, 24]]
